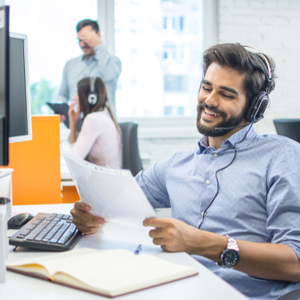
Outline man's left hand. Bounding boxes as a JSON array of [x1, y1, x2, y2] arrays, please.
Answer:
[[143, 217, 200, 253]]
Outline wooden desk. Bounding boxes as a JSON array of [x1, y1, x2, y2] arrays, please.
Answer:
[[0, 204, 248, 300]]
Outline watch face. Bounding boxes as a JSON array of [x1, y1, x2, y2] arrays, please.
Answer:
[[223, 250, 240, 268]]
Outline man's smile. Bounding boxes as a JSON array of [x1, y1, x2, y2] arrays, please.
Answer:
[[202, 108, 221, 120]]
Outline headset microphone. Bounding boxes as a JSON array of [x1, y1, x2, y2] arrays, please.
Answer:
[[214, 123, 250, 131]]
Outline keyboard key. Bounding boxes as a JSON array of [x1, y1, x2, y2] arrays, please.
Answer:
[[25, 224, 36, 231], [62, 214, 69, 220], [18, 229, 31, 236], [57, 224, 76, 244], [26, 221, 49, 241], [43, 223, 63, 241], [49, 224, 69, 244], [31, 220, 42, 226], [34, 223, 55, 241]]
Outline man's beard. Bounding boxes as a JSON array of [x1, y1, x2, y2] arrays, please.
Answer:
[[196, 103, 245, 137]]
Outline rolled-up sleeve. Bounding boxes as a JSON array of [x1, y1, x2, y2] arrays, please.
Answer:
[[266, 139, 300, 258]]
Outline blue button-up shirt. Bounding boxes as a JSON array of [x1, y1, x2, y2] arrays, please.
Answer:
[[136, 125, 300, 300], [57, 44, 121, 115]]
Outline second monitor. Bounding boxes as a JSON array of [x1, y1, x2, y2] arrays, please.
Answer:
[[9, 32, 32, 143]]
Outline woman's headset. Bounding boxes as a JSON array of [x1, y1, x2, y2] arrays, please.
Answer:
[[244, 48, 273, 123], [87, 77, 98, 105]]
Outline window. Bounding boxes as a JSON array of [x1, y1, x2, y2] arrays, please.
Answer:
[[7, 0, 204, 119], [163, 16, 168, 29], [115, 0, 203, 117], [164, 106, 173, 115], [163, 15, 185, 32], [6, 0, 98, 114], [172, 17, 176, 29], [179, 16, 184, 31], [163, 45, 185, 61], [178, 106, 185, 115], [164, 75, 187, 92]]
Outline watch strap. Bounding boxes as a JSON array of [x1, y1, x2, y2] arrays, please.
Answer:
[[226, 235, 239, 251]]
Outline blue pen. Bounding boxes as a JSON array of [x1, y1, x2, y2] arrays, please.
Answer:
[[134, 244, 142, 255]]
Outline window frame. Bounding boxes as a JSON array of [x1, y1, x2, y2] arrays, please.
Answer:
[[98, 0, 218, 139]]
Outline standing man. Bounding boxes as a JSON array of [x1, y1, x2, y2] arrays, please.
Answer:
[[71, 43, 300, 300], [57, 19, 121, 116]]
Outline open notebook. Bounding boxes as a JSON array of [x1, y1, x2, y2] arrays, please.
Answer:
[[7, 247, 198, 298]]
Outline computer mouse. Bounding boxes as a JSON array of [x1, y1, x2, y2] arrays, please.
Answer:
[[7, 213, 34, 230]]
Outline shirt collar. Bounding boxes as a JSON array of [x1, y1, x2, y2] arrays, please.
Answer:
[[198, 124, 258, 154], [80, 54, 97, 62]]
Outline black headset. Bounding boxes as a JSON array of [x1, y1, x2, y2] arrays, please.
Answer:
[[87, 77, 98, 105], [244, 50, 273, 123]]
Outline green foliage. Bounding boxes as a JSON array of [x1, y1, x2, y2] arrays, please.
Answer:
[[30, 79, 59, 115]]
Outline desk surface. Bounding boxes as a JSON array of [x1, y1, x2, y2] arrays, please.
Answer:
[[1, 204, 248, 300]]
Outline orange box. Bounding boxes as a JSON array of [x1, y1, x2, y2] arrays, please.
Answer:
[[5, 115, 62, 205], [61, 185, 80, 203]]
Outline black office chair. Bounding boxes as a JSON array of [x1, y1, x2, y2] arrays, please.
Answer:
[[118, 122, 143, 176], [273, 119, 300, 143], [277, 289, 300, 300]]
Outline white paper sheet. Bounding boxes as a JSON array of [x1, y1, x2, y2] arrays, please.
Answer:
[[61, 146, 157, 227]]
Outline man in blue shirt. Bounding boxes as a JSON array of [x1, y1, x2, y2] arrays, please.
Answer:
[[57, 19, 121, 116], [71, 43, 300, 300]]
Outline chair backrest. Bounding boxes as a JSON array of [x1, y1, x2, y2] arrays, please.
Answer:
[[118, 122, 143, 176], [273, 119, 300, 143]]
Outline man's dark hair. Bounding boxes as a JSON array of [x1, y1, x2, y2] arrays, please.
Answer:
[[76, 19, 100, 33], [202, 43, 276, 106]]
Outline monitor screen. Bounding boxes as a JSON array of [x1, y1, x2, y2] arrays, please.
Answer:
[[9, 32, 32, 143], [0, 6, 9, 165]]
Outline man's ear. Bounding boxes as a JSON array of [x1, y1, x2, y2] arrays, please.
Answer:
[[97, 31, 101, 39]]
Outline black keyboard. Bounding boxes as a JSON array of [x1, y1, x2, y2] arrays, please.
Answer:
[[9, 212, 82, 251]]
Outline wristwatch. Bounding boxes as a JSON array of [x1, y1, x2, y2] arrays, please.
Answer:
[[218, 235, 240, 268]]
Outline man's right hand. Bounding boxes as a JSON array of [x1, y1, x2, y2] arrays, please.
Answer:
[[78, 26, 101, 49], [70, 201, 105, 234]]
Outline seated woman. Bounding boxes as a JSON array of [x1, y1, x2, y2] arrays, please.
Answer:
[[68, 77, 122, 169]]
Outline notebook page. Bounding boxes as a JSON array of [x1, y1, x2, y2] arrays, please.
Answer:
[[7, 248, 131, 277], [57, 251, 198, 296]]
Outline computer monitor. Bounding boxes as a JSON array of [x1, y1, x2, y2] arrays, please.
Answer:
[[9, 32, 32, 143], [0, 6, 9, 165]]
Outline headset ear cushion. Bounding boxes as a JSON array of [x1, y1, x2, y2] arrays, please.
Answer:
[[245, 91, 269, 123], [87, 92, 98, 105]]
